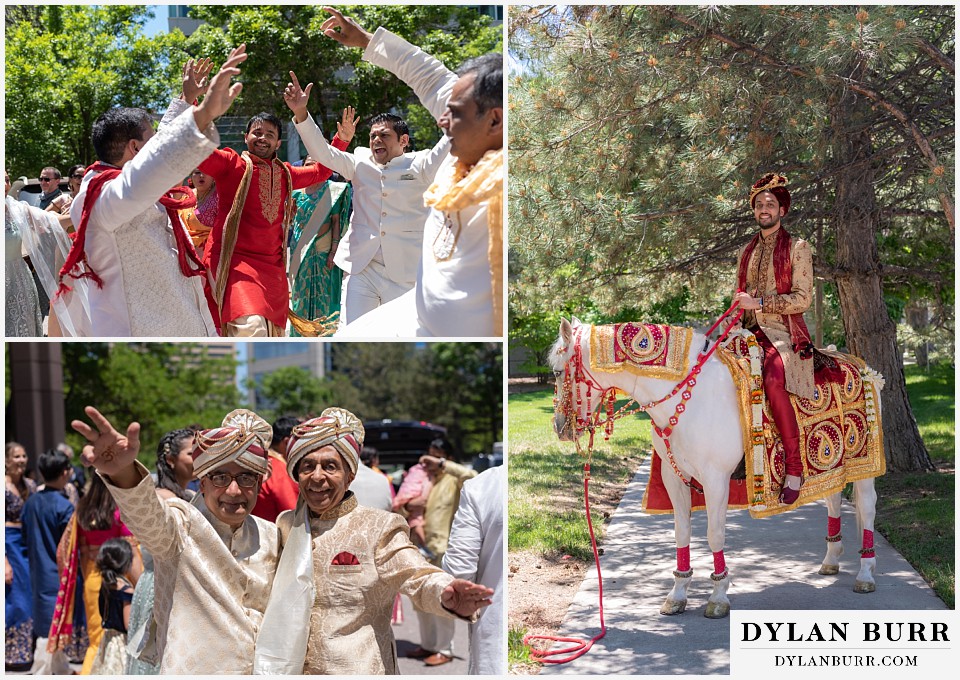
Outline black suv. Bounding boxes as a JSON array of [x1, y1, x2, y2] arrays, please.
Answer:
[[363, 419, 447, 483]]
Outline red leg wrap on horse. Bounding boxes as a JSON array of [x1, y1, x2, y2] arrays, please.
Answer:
[[677, 546, 690, 572], [757, 330, 802, 477], [713, 551, 726, 575], [828, 516, 841, 537], [862, 529, 875, 558]]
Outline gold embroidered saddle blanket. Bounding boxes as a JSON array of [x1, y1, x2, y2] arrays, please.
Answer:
[[596, 324, 888, 518], [718, 331, 886, 517]]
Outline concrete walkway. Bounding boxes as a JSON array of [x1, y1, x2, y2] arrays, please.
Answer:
[[541, 460, 947, 675]]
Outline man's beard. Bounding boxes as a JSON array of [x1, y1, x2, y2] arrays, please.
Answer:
[[248, 146, 275, 160], [755, 215, 780, 230]]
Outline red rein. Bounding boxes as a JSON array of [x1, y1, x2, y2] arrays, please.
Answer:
[[560, 302, 744, 490]]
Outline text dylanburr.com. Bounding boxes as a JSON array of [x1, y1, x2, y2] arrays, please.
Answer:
[[731, 611, 956, 676]]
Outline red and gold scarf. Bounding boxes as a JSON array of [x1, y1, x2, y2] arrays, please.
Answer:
[[736, 226, 812, 357]]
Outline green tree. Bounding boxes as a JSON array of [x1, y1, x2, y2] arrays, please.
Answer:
[[256, 366, 333, 422], [4, 6, 190, 174], [184, 4, 502, 150], [62, 343, 241, 464], [325, 343, 502, 460], [422, 343, 503, 457], [510, 5, 953, 471]]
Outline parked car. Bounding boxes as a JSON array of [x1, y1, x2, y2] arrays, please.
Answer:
[[8, 176, 71, 207], [363, 419, 448, 486], [471, 441, 503, 472]]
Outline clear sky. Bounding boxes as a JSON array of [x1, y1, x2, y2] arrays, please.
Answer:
[[143, 6, 167, 38]]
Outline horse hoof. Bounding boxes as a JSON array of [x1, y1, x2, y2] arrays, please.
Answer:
[[854, 580, 876, 594], [819, 564, 840, 575], [705, 601, 730, 619], [660, 599, 687, 615]]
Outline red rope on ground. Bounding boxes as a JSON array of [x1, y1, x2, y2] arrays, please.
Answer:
[[523, 463, 606, 664]]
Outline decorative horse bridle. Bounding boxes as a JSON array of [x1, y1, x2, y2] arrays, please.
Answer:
[[554, 302, 744, 492]]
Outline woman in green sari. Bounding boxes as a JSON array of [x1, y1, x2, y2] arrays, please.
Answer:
[[288, 156, 352, 336]]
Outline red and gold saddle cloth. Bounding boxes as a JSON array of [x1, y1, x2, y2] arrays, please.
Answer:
[[719, 331, 886, 517], [640, 330, 885, 518]]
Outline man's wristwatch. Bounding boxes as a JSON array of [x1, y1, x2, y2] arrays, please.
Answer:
[[758, 296, 763, 310]]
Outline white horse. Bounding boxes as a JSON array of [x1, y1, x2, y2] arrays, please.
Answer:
[[550, 317, 880, 619]]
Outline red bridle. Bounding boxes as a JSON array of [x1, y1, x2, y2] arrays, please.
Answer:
[[554, 303, 744, 489]]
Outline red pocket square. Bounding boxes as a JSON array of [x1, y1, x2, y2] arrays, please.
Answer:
[[331, 551, 360, 566]]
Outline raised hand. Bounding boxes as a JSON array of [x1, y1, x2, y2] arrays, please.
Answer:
[[336, 106, 359, 143], [283, 71, 313, 123], [181, 57, 213, 103], [72, 406, 141, 481], [320, 6, 373, 49], [193, 44, 248, 130], [419, 454, 444, 474], [440, 578, 494, 617]]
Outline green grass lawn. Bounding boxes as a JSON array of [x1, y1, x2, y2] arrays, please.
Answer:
[[508, 390, 651, 560], [874, 362, 955, 607]]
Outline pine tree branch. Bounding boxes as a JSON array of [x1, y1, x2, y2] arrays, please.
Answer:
[[915, 38, 955, 75], [658, 7, 955, 232]]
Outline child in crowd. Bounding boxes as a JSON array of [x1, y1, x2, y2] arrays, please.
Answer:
[[392, 462, 433, 553], [89, 538, 135, 674]]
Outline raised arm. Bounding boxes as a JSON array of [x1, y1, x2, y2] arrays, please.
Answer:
[[290, 106, 354, 189], [285, 72, 361, 180], [73, 47, 246, 231], [320, 7, 457, 122], [73, 408, 183, 559], [72, 406, 142, 487]]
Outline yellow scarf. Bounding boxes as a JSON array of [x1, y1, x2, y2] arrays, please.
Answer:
[[423, 148, 504, 335]]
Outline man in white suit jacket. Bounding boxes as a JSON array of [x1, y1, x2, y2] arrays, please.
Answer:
[[285, 12, 456, 325], [443, 465, 504, 675]]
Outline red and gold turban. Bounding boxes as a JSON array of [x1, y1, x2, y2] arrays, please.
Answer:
[[286, 407, 364, 478], [749, 172, 791, 215], [192, 409, 272, 479]]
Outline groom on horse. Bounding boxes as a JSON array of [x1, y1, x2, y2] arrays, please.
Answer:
[[733, 173, 814, 505]]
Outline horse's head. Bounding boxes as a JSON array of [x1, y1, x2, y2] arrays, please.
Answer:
[[550, 317, 603, 442]]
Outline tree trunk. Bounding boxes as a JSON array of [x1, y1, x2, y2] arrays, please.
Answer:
[[830, 92, 934, 472], [905, 301, 931, 368]]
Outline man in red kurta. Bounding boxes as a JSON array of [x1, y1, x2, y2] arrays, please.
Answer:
[[252, 415, 301, 523], [196, 111, 352, 336]]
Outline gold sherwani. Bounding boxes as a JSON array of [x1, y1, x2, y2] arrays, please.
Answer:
[[424, 461, 478, 560], [103, 462, 281, 674], [735, 229, 815, 399], [275, 494, 460, 675]]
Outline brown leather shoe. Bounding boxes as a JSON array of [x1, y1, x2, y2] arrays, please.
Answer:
[[404, 646, 434, 659], [423, 653, 454, 666]]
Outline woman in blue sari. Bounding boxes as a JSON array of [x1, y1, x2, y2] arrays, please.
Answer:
[[288, 157, 352, 336], [5, 442, 36, 669]]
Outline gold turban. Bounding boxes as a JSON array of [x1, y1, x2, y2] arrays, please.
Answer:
[[192, 408, 272, 479], [749, 172, 791, 214], [285, 407, 364, 479]]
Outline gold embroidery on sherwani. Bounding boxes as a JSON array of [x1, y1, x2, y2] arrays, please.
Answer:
[[102, 461, 280, 674], [280, 495, 460, 675], [258, 159, 284, 224], [735, 231, 815, 399]]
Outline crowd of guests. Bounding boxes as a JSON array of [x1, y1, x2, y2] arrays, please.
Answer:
[[5, 408, 504, 675], [5, 7, 503, 339]]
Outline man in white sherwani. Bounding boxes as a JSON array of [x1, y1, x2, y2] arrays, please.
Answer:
[[72, 405, 281, 675], [303, 8, 504, 338], [62, 50, 247, 337], [284, 13, 455, 327]]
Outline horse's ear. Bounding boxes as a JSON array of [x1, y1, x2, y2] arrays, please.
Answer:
[[560, 317, 573, 345], [571, 316, 582, 326]]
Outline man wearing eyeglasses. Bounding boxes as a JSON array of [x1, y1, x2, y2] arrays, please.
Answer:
[[72, 406, 281, 674], [37, 167, 68, 211]]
